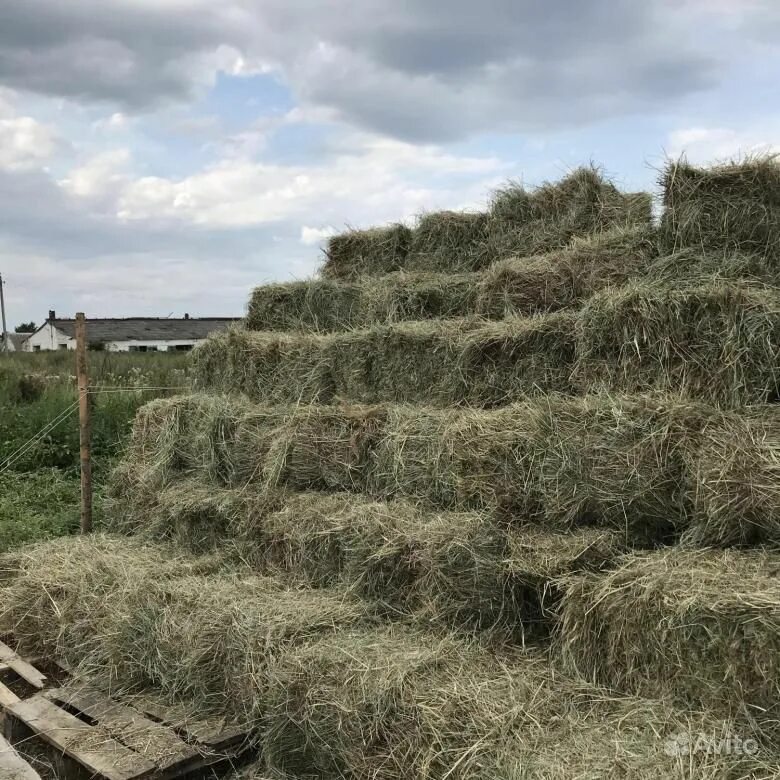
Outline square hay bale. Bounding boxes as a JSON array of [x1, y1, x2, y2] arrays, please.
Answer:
[[660, 155, 780, 256], [446, 403, 545, 514], [0, 536, 368, 724], [368, 320, 474, 405], [683, 407, 780, 547], [264, 629, 773, 779], [246, 278, 363, 332], [363, 271, 479, 324], [322, 224, 413, 278], [558, 548, 780, 723], [407, 210, 490, 272], [488, 167, 652, 259], [476, 225, 659, 319], [459, 312, 577, 405], [574, 281, 780, 406], [263, 405, 387, 493], [370, 406, 459, 506], [533, 395, 704, 543], [192, 327, 331, 404]]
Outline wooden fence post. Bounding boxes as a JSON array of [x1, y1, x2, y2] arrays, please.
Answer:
[[75, 313, 92, 534]]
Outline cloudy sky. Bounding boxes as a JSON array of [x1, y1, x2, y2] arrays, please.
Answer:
[[0, 0, 778, 324]]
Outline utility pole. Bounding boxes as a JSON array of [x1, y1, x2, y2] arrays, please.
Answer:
[[0, 274, 8, 353], [75, 313, 93, 533]]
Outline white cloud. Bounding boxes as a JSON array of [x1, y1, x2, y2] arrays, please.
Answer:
[[300, 225, 336, 245], [60, 148, 132, 201], [667, 125, 779, 163], [115, 137, 503, 228], [0, 115, 58, 170]]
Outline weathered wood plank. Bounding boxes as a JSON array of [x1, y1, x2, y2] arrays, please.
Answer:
[[46, 686, 198, 772], [0, 679, 21, 709], [0, 642, 46, 690], [0, 733, 42, 780], [137, 700, 246, 751], [7, 696, 156, 780]]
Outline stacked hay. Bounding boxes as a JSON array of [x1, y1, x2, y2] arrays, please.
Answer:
[[661, 155, 780, 256], [321, 167, 652, 279], [199, 279, 780, 407], [5, 157, 780, 776], [558, 549, 780, 730], [110, 394, 780, 547]]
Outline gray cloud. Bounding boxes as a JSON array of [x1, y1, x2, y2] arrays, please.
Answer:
[[0, 0, 769, 140]]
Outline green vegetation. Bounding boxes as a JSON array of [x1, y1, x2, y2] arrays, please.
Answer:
[[0, 350, 189, 549]]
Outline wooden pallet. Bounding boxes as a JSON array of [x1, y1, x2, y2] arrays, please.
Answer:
[[0, 644, 251, 779]]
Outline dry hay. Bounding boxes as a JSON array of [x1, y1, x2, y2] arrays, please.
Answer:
[[112, 394, 780, 548], [660, 155, 780, 256], [108, 482, 626, 639], [558, 548, 780, 728], [488, 166, 652, 259], [245, 277, 363, 332], [246, 226, 659, 335], [575, 280, 780, 406], [321, 169, 651, 279], [682, 406, 780, 548], [246, 272, 478, 333], [263, 627, 776, 779], [407, 210, 490, 272], [193, 316, 575, 407], [0, 535, 369, 725], [322, 224, 413, 279]]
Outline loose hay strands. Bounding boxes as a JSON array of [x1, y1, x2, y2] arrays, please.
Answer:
[[660, 154, 780, 256], [0, 535, 370, 725], [193, 317, 575, 407], [407, 210, 490, 272], [488, 167, 652, 260], [321, 169, 652, 279], [682, 406, 780, 547], [574, 280, 780, 406], [263, 627, 777, 779], [107, 481, 626, 639], [323, 224, 413, 279], [558, 548, 780, 729], [110, 393, 780, 547], [246, 226, 659, 334]]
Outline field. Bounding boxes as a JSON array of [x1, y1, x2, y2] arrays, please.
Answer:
[[0, 351, 189, 549]]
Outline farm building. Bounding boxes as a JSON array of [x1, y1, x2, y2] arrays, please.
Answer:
[[23, 311, 239, 352], [2, 332, 29, 351]]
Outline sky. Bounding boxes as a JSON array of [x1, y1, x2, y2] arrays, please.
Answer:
[[0, 0, 778, 325]]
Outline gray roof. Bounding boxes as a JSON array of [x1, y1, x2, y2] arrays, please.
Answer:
[[52, 317, 239, 344], [7, 333, 29, 350]]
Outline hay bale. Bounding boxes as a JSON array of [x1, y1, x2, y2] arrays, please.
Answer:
[[488, 167, 652, 258], [558, 548, 780, 722], [362, 271, 478, 324], [265, 628, 773, 779], [683, 407, 780, 547], [0, 535, 368, 723], [533, 395, 708, 543], [459, 312, 577, 405], [477, 225, 659, 318], [660, 155, 780, 256], [322, 224, 413, 279], [407, 210, 490, 272], [574, 280, 780, 406], [262, 405, 386, 493], [192, 327, 330, 403], [246, 278, 363, 332]]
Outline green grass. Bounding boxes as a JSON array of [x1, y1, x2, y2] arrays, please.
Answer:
[[0, 351, 191, 550]]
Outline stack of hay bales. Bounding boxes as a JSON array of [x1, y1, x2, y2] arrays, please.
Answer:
[[2, 158, 780, 778]]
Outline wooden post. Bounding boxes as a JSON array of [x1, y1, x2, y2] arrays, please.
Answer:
[[75, 313, 92, 534]]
